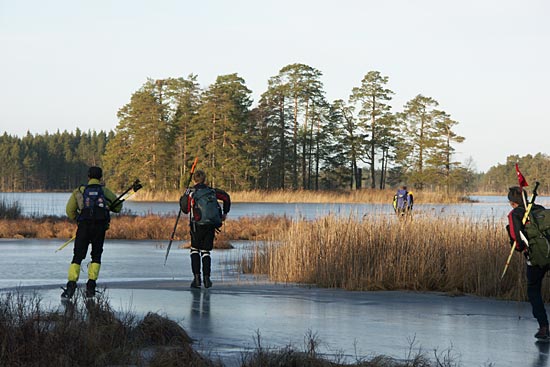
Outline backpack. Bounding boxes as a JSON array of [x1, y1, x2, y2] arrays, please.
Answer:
[[395, 189, 409, 210], [191, 188, 222, 228], [524, 208, 550, 267], [77, 184, 110, 222]]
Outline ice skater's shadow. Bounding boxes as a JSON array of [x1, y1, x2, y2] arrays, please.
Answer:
[[532, 340, 550, 367]]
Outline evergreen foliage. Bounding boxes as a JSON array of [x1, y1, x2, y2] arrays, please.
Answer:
[[0, 129, 109, 191], [480, 153, 550, 193], [0, 64, 487, 193]]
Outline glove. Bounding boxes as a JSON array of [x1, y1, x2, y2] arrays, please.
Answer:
[[132, 180, 143, 192], [515, 241, 526, 252]]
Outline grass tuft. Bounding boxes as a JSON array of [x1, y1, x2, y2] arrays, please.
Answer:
[[0, 291, 214, 367], [0, 199, 22, 219]]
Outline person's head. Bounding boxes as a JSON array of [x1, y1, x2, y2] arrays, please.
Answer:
[[193, 170, 207, 184], [401, 185, 407, 190], [508, 186, 526, 206], [88, 166, 103, 180]]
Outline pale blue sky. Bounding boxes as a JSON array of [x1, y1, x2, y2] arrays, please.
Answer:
[[1, 0, 548, 172]]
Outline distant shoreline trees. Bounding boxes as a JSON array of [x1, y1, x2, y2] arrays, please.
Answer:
[[0, 129, 111, 191], [1, 63, 504, 193]]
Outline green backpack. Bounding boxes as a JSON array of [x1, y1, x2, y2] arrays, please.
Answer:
[[525, 208, 550, 267]]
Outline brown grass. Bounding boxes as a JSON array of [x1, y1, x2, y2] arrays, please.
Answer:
[[240, 330, 456, 367], [132, 189, 469, 204], [0, 291, 219, 367], [242, 215, 539, 302], [0, 215, 290, 250]]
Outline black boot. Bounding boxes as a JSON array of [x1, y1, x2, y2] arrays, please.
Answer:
[[61, 281, 77, 300], [203, 275, 212, 288], [535, 325, 550, 339], [190, 274, 201, 288], [86, 279, 96, 298]]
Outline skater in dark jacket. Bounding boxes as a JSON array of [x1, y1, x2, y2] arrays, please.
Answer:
[[179, 170, 230, 289], [506, 186, 549, 339]]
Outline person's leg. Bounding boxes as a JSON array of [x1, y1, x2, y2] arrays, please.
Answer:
[[71, 223, 90, 267], [87, 223, 106, 297], [190, 247, 202, 288], [201, 228, 215, 288], [190, 228, 203, 288], [62, 223, 89, 299], [527, 265, 549, 338], [201, 251, 212, 287]]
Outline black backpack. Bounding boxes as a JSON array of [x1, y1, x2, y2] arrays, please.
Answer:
[[525, 208, 550, 267], [77, 184, 110, 222], [191, 188, 222, 228]]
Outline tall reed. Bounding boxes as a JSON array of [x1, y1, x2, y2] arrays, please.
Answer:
[[244, 215, 542, 301], [132, 189, 470, 204], [0, 199, 22, 219]]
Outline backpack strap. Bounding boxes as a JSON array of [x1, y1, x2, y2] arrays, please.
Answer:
[[75, 184, 86, 210]]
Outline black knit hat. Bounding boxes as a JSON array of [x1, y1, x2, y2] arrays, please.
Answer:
[[88, 166, 103, 179], [508, 186, 525, 204]]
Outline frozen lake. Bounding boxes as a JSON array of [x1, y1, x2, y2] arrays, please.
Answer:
[[3, 192, 550, 220], [1, 239, 549, 366]]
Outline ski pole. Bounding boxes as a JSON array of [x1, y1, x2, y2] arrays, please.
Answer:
[[55, 179, 143, 253], [164, 157, 199, 265], [500, 181, 539, 279], [164, 210, 182, 265], [55, 235, 76, 253]]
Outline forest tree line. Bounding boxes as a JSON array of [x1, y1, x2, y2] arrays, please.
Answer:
[[1, 64, 548, 193]]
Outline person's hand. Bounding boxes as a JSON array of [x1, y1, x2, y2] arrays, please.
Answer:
[[222, 213, 227, 221], [132, 179, 143, 192], [515, 241, 526, 252]]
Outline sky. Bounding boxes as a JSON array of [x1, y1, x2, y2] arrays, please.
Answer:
[[1, 0, 549, 173]]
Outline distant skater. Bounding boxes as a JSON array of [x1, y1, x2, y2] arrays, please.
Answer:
[[180, 170, 230, 289], [393, 185, 413, 218], [506, 186, 549, 339], [62, 166, 123, 299]]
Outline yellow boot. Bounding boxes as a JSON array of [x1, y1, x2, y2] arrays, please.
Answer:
[[68, 263, 80, 282], [88, 262, 101, 281], [86, 263, 101, 298], [61, 263, 80, 299]]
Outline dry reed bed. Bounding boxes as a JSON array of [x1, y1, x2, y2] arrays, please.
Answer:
[[244, 215, 542, 301], [132, 189, 469, 204], [0, 215, 291, 248], [3, 213, 541, 301]]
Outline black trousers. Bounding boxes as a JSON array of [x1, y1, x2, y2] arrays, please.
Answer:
[[71, 221, 107, 265], [527, 264, 549, 327], [190, 225, 216, 276]]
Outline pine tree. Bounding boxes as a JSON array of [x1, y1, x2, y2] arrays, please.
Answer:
[[349, 71, 394, 189]]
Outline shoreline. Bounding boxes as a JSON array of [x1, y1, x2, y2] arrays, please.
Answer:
[[0, 279, 537, 367]]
